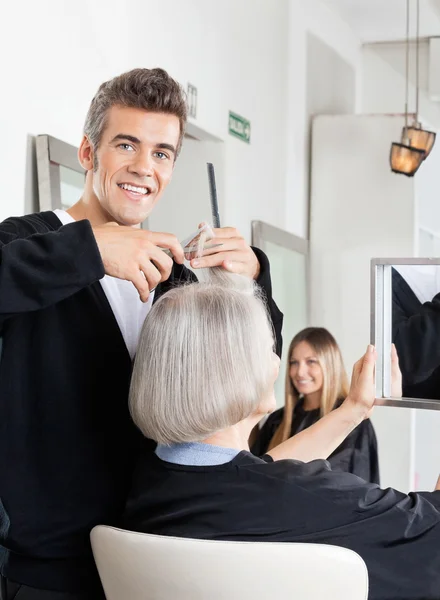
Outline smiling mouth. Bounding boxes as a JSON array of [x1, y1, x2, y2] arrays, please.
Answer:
[[118, 183, 152, 196]]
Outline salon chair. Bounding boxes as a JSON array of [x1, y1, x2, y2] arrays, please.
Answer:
[[91, 525, 368, 599]]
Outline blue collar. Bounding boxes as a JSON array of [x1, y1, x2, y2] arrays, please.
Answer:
[[155, 441, 240, 466]]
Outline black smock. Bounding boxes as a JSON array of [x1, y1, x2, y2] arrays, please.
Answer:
[[252, 398, 380, 484], [123, 447, 440, 600], [0, 211, 284, 593]]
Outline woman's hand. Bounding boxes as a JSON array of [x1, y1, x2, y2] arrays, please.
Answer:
[[343, 345, 377, 422], [391, 344, 403, 398]]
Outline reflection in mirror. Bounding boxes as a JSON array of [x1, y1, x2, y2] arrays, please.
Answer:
[[372, 258, 440, 410], [393, 265, 440, 402], [36, 135, 85, 211], [373, 258, 440, 491], [252, 221, 308, 408]]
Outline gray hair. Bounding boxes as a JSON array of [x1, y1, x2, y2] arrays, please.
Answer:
[[83, 68, 187, 160], [129, 269, 275, 445]]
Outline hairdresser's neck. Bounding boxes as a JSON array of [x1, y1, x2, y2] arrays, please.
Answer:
[[68, 196, 112, 229], [202, 417, 258, 451]]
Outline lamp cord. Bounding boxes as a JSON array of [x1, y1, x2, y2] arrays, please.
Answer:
[[416, 0, 420, 123], [405, 0, 410, 132]]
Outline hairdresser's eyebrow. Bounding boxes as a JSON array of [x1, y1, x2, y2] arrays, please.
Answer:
[[111, 134, 141, 144], [156, 143, 176, 155], [110, 135, 176, 156]]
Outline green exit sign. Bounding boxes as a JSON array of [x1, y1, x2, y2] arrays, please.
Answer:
[[228, 111, 251, 144]]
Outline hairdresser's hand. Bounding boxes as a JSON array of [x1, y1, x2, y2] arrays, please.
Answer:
[[93, 224, 184, 302], [343, 345, 377, 422], [391, 343, 403, 398], [190, 226, 260, 279]]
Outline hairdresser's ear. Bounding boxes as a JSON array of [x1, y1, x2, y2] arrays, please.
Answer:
[[78, 135, 95, 171]]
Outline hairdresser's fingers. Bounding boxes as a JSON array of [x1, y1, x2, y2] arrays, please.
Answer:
[[129, 270, 152, 303], [150, 245, 175, 278], [220, 260, 254, 275], [139, 252, 171, 284], [148, 232, 185, 265], [211, 227, 241, 239], [198, 239, 240, 256], [139, 261, 163, 298], [191, 253, 259, 279], [190, 252, 243, 269]]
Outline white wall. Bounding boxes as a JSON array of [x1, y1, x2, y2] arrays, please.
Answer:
[[310, 114, 418, 491], [1, 0, 367, 240], [0, 0, 289, 241], [285, 0, 362, 239], [361, 44, 440, 491]]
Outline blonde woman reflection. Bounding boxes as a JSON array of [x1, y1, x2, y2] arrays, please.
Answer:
[[252, 328, 380, 483]]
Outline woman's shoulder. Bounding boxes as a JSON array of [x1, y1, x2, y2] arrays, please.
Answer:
[[263, 406, 285, 429], [251, 407, 285, 456]]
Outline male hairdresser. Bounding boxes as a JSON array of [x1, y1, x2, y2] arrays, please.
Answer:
[[0, 68, 283, 599]]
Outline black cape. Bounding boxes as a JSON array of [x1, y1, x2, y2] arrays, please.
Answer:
[[123, 447, 440, 600], [252, 398, 380, 484], [392, 267, 440, 401]]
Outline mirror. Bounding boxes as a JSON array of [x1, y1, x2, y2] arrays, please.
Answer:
[[36, 135, 85, 211], [372, 258, 440, 410], [252, 221, 309, 408]]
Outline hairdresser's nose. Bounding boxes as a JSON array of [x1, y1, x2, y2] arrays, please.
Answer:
[[128, 149, 154, 178]]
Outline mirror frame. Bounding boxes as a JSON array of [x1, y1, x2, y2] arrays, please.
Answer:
[[371, 257, 440, 410], [36, 135, 84, 211]]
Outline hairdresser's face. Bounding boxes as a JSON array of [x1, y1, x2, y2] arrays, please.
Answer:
[[289, 341, 323, 397], [84, 106, 180, 226]]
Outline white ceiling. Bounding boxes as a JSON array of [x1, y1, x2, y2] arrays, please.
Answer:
[[322, 0, 440, 43]]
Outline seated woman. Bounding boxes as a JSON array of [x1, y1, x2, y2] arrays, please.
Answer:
[[252, 327, 379, 483], [122, 270, 440, 600]]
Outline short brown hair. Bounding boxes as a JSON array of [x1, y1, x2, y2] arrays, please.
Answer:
[[83, 68, 187, 157]]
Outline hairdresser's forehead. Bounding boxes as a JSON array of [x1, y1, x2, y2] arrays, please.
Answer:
[[102, 105, 180, 147]]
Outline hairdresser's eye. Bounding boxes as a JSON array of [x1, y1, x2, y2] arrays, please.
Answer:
[[154, 151, 169, 160], [307, 359, 318, 365], [118, 143, 134, 152], [289, 360, 298, 366]]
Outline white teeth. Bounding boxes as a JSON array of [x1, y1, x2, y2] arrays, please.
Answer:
[[119, 183, 149, 194]]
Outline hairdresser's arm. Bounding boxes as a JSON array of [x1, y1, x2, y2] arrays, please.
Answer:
[[268, 346, 377, 462], [252, 246, 283, 357]]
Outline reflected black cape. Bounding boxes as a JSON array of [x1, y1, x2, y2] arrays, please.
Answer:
[[252, 398, 380, 484], [392, 267, 440, 400]]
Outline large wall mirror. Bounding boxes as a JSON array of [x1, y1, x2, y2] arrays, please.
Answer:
[[372, 258, 440, 410], [252, 221, 309, 407], [36, 135, 85, 211]]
